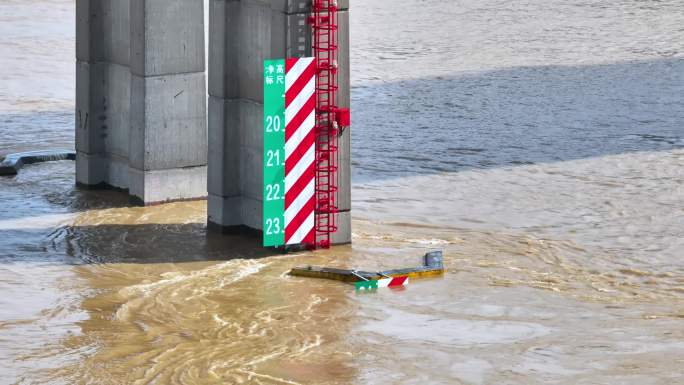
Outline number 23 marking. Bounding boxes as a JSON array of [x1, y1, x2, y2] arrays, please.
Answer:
[[265, 218, 283, 235]]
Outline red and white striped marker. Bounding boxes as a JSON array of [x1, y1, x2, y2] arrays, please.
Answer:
[[377, 276, 409, 288], [284, 57, 316, 245]]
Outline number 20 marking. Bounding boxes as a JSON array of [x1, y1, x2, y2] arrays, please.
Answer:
[[266, 115, 282, 132]]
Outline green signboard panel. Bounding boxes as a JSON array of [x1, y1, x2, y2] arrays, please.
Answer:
[[263, 59, 286, 247]]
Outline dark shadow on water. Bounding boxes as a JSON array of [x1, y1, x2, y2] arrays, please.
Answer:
[[55, 223, 277, 264], [351, 57, 684, 182], [0, 223, 279, 265]]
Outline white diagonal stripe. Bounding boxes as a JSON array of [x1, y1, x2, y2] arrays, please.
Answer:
[[285, 144, 315, 191], [284, 178, 315, 225], [376, 277, 409, 288], [285, 110, 315, 159], [285, 77, 315, 126], [286, 211, 314, 245], [285, 57, 314, 90]]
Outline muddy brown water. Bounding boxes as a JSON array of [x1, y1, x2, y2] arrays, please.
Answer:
[[1, 0, 684, 384]]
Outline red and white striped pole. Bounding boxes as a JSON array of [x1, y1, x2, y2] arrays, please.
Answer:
[[284, 58, 317, 246]]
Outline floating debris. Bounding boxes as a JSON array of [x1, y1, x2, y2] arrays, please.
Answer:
[[289, 250, 444, 290], [0, 149, 75, 176]]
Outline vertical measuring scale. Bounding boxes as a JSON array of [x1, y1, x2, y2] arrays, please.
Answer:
[[263, 59, 286, 247], [263, 58, 317, 248]]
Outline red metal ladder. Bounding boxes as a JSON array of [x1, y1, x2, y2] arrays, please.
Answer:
[[310, 0, 339, 248]]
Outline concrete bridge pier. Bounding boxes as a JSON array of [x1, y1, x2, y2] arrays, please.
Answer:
[[206, 0, 351, 244], [75, 0, 207, 204]]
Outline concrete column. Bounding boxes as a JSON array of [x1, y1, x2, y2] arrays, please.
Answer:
[[207, 0, 351, 244], [75, 0, 207, 205], [334, 5, 351, 245], [128, 0, 208, 204], [76, 0, 127, 187]]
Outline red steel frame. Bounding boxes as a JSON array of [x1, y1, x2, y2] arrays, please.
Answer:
[[310, 0, 339, 249]]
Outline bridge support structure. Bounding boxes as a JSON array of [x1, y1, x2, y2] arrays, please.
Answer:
[[207, 0, 351, 244], [74, 0, 351, 243], [75, 0, 207, 204]]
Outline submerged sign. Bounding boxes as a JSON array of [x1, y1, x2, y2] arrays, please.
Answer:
[[263, 58, 316, 247], [355, 276, 410, 291]]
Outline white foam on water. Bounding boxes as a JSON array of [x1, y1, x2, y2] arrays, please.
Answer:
[[118, 259, 267, 298]]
